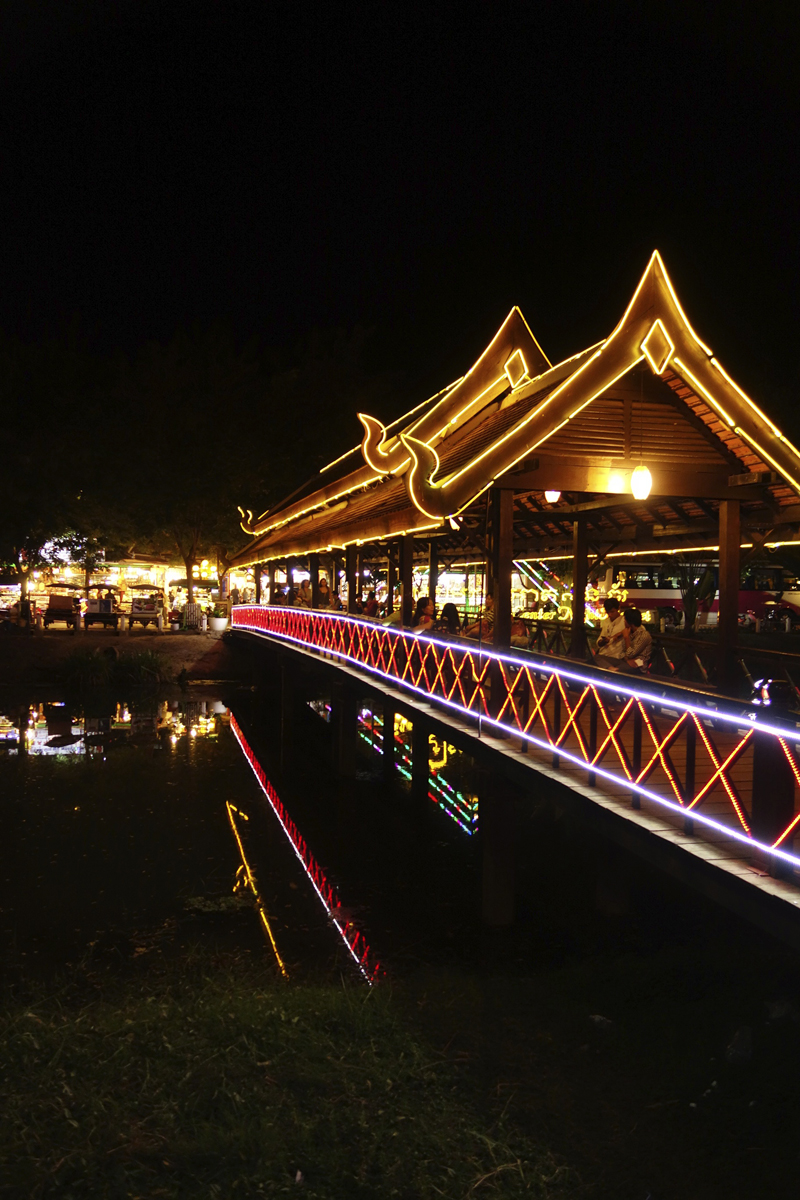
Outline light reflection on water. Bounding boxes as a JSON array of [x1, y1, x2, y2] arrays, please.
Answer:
[[305, 699, 479, 836], [231, 713, 380, 984]]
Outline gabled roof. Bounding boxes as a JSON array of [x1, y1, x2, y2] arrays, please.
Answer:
[[230, 252, 800, 568], [401, 251, 800, 519]]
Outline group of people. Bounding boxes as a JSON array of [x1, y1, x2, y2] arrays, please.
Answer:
[[264, 577, 653, 674], [593, 596, 653, 674]]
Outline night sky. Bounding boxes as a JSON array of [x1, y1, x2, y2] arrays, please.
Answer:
[[4, 3, 799, 422]]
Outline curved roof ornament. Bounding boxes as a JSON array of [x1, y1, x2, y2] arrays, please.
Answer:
[[357, 306, 549, 477], [400, 250, 800, 520]]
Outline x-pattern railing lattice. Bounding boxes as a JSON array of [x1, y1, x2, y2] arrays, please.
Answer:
[[232, 606, 800, 871]]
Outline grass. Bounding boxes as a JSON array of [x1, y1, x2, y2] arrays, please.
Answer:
[[0, 952, 572, 1200]]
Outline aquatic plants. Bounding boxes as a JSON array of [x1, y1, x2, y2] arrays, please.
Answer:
[[60, 647, 174, 690]]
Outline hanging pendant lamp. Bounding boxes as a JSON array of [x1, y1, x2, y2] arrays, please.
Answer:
[[631, 465, 652, 500]]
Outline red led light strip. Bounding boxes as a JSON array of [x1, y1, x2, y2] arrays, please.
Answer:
[[231, 607, 800, 859]]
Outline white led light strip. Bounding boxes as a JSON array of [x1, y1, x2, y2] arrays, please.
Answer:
[[232, 607, 800, 873]]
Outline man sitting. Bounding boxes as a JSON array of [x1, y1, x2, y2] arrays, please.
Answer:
[[617, 607, 652, 674], [463, 594, 494, 639], [593, 597, 626, 669]]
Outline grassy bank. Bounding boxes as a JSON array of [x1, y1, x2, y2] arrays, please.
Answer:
[[0, 952, 570, 1200]]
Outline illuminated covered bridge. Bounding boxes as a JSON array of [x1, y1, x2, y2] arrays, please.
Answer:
[[229, 252, 800, 941]]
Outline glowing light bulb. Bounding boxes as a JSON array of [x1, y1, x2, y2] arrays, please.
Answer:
[[544, 490, 561, 504], [631, 465, 652, 500]]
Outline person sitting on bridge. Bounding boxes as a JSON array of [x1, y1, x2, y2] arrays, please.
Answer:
[[463, 594, 494, 640], [617, 607, 652, 674], [510, 612, 530, 648], [435, 602, 462, 637], [297, 579, 312, 607], [316, 576, 331, 608], [594, 597, 626, 668], [411, 595, 435, 633], [363, 589, 379, 618]]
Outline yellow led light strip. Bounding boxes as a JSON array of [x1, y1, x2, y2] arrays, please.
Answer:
[[671, 357, 737, 428], [359, 307, 551, 477], [226, 802, 288, 978], [241, 473, 383, 538], [333, 376, 466, 475], [641, 319, 675, 375]]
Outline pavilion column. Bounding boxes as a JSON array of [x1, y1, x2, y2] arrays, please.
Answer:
[[345, 544, 358, 614], [411, 715, 430, 810], [717, 500, 740, 691], [309, 552, 320, 609], [488, 488, 513, 721], [286, 557, 294, 599], [254, 564, 262, 604], [570, 517, 588, 660], [491, 488, 513, 650], [399, 533, 414, 626], [386, 546, 397, 614], [267, 562, 275, 604], [382, 698, 396, 784], [479, 770, 516, 927], [428, 541, 439, 608], [356, 549, 364, 606]]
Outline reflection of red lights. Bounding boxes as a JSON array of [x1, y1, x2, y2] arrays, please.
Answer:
[[230, 715, 380, 984]]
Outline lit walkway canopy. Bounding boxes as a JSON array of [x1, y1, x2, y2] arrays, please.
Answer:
[[230, 251, 800, 681]]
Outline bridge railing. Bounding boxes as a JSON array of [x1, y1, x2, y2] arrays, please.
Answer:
[[232, 605, 800, 882]]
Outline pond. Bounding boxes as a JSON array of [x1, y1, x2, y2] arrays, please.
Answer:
[[0, 685, 494, 988]]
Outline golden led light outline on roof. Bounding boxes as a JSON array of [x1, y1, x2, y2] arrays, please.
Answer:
[[504, 348, 529, 389], [396, 250, 800, 520], [233, 248, 800, 565], [357, 306, 550, 476], [641, 319, 674, 375]]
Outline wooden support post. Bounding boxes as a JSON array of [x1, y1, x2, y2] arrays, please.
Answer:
[[480, 774, 516, 926], [631, 704, 642, 809], [309, 552, 320, 610], [683, 717, 696, 834], [570, 517, 588, 660], [333, 684, 358, 777], [254, 564, 262, 604], [346, 544, 358, 614], [387, 547, 397, 614], [752, 734, 795, 873], [717, 499, 741, 691], [428, 541, 439, 608], [588, 690, 598, 786], [411, 715, 429, 808], [488, 489, 513, 721], [286, 557, 295, 600], [399, 533, 414, 627], [491, 488, 513, 651], [356, 549, 364, 606], [551, 683, 561, 769], [382, 699, 396, 784]]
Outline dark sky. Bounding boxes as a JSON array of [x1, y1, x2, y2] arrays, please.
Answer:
[[4, 2, 799, 421]]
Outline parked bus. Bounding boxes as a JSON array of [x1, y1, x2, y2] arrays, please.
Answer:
[[595, 560, 800, 629]]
